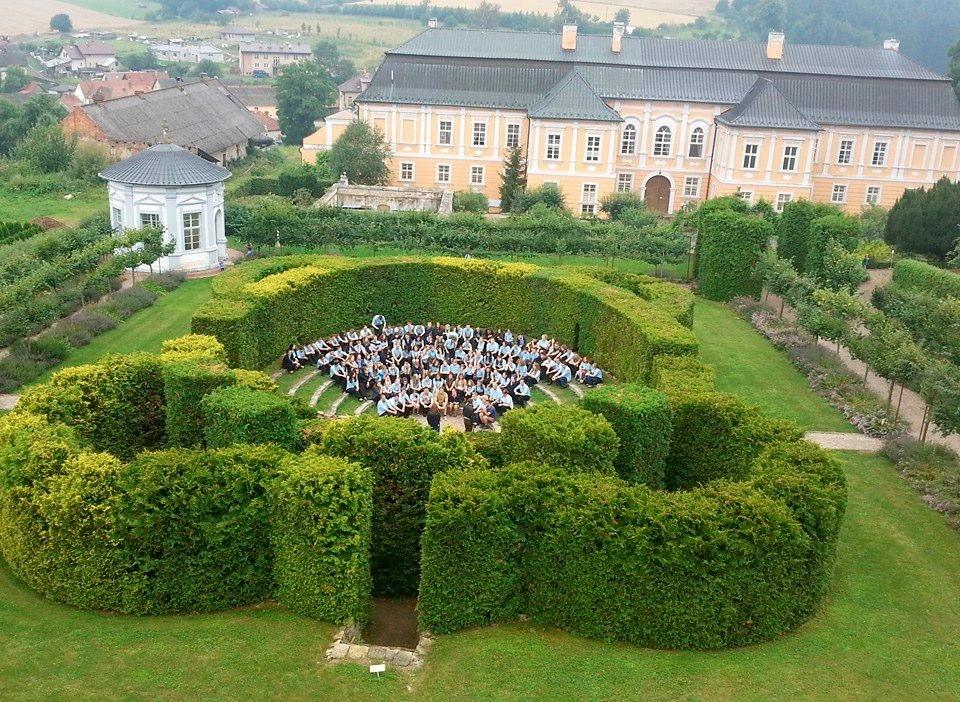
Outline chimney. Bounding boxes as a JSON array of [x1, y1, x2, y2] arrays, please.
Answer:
[[611, 22, 625, 53], [562, 24, 578, 51], [766, 30, 785, 60], [883, 38, 900, 51], [427, 17, 439, 29]]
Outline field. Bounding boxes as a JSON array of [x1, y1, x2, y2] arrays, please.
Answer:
[[364, 0, 715, 27], [2, 272, 960, 700], [0, 187, 106, 226], [0, 0, 141, 34]]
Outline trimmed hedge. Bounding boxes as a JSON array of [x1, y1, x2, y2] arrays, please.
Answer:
[[580, 384, 671, 487], [650, 354, 716, 394], [162, 361, 234, 448], [307, 415, 485, 596], [202, 385, 300, 451], [698, 210, 773, 301], [419, 433, 846, 650], [777, 200, 837, 273], [805, 214, 861, 276], [192, 256, 697, 382], [499, 403, 619, 476], [891, 258, 960, 298], [271, 453, 373, 624]]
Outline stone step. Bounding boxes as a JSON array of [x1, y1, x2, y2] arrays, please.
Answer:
[[310, 379, 334, 407], [288, 369, 318, 396]]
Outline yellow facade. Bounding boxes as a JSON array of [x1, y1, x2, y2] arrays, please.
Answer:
[[302, 99, 960, 216]]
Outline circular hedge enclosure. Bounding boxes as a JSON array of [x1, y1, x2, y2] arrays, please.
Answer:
[[0, 257, 847, 651]]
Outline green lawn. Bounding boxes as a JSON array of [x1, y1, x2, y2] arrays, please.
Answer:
[[0, 187, 106, 226], [3, 287, 960, 699], [33, 278, 213, 384], [694, 299, 851, 432], [64, 0, 161, 19]]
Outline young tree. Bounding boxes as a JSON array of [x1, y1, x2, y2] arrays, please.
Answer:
[[328, 120, 391, 185], [276, 61, 335, 146], [0, 67, 29, 94], [190, 59, 223, 77], [312, 39, 356, 85], [499, 145, 526, 212], [614, 8, 631, 24], [15, 124, 76, 173], [49, 13, 73, 33], [119, 49, 160, 71]]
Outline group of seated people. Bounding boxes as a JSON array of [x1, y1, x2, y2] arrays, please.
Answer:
[[280, 315, 604, 430]]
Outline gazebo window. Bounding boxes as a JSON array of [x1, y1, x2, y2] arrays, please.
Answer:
[[182, 212, 201, 251]]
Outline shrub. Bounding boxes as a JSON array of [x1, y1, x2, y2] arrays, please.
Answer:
[[651, 354, 716, 394], [499, 403, 618, 475], [160, 334, 227, 365], [891, 258, 960, 298], [98, 286, 157, 320], [71, 310, 117, 336], [17, 353, 165, 459], [510, 183, 565, 212], [162, 361, 234, 448], [202, 385, 299, 451], [453, 191, 489, 214], [49, 320, 94, 347], [698, 210, 773, 301], [139, 272, 185, 294], [580, 384, 671, 487], [0, 356, 44, 393], [600, 192, 647, 220], [777, 200, 836, 272], [270, 453, 373, 623], [466, 431, 508, 468], [884, 177, 960, 260], [805, 214, 861, 277], [309, 415, 484, 596], [11, 334, 71, 365], [420, 437, 845, 650]]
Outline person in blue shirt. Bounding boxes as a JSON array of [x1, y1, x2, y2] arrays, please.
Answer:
[[372, 314, 386, 334]]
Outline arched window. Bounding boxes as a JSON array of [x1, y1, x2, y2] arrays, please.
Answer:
[[620, 124, 637, 155], [653, 126, 672, 157], [688, 127, 705, 158]]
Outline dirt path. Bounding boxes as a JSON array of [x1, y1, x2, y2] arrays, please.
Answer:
[[804, 432, 884, 452]]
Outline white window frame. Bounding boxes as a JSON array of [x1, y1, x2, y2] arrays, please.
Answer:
[[438, 120, 453, 146], [400, 162, 415, 181], [831, 184, 848, 203], [742, 142, 759, 170], [111, 206, 123, 232], [580, 183, 598, 216], [652, 126, 672, 157], [584, 134, 601, 162], [682, 176, 700, 198], [872, 141, 888, 167], [436, 164, 451, 184], [736, 190, 754, 205], [865, 185, 882, 205], [472, 121, 486, 147], [688, 127, 705, 158], [616, 173, 633, 192], [781, 144, 799, 172], [139, 212, 161, 229], [181, 211, 202, 251], [837, 139, 854, 165], [545, 132, 561, 160], [620, 124, 637, 155], [470, 165, 485, 185], [505, 123, 521, 149], [775, 193, 793, 212]]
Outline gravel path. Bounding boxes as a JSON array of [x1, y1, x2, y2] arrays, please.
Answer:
[[804, 432, 884, 452]]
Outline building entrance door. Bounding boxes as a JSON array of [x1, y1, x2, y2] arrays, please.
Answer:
[[644, 175, 671, 214]]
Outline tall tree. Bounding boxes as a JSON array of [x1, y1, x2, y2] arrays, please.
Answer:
[[885, 177, 960, 259], [327, 120, 391, 185], [49, 13, 72, 32], [499, 145, 526, 212], [275, 61, 335, 146], [949, 39, 960, 98], [614, 8, 630, 24], [312, 40, 356, 85]]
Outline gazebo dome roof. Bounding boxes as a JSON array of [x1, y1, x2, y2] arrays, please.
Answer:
[[99, 143, 231, 187]]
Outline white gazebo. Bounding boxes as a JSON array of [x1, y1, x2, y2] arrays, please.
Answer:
[[99, 143, 231, 273]]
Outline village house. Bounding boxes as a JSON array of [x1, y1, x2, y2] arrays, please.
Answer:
[[62, 77, 265, 165], [337, 71, 373, 110], [151, 43, 225, 65], [74, 70, 169, 104], [219, 26, 256, 43], [239, 42, 312, 76], [303, 25, 960, 215], [59, 42, 116, 73]]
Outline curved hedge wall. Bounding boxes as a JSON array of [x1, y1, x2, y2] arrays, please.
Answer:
[[191, 256, 697, 383], [419, 435, 845, 650]]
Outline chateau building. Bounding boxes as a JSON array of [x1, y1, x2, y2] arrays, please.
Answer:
[[302, 26, 960, 215]]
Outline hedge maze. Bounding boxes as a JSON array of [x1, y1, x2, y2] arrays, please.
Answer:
[[0, 257, 847, 651]]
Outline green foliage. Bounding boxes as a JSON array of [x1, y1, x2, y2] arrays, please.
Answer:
[[777, 199, 836, 272], [580, 384, 671, 487], [308, 415, 483, 596], [874, 283, 960, 365], [191, 257, 698, 383], [951, 39, 960, 98], [453, 191, 489, 214], [885, 177, 960, 260], [420, 433, 846, 649], [0, 67, 29, 94], [816, 242, 868, 292], [162, 361, 233, 448], [17, 353, 165, 459], [327, 120, 391, 185], [14, 124, 76, 174], [118, 48, 159, 71], [0, 94, 66, 157], [651, 354, 717, 394], [698, 209, 773, 301], [891, 258, 960, 298], [499, 403, 619, 475], [498, 145, 526, 212], [510, 183, 565, 213], [275, 62, 336, 146], [270, 453, 372, 624], [600, 191, 647, 220], [49, 13, 72, 32], [202, 385, 299, 451], [0, 220, 42, 246], [805, 214, 861, 276]]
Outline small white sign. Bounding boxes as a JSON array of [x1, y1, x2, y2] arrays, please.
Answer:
[[369, 663, 386, 678]]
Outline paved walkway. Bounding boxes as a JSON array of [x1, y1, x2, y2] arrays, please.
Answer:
[[804, 431, 884, 452]]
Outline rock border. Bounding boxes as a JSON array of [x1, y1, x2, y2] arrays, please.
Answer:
[[325, 624, 433, 670]]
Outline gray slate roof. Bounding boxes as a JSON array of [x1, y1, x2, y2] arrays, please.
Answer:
[[390, 28, 943, 81], [222, 82, 277, 107], [99, 143, 231, 186], [528, 69, 621, 122], [77, 78, 265, 156], [360, 30, 960, 131], [717, 78, 819, 130]]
